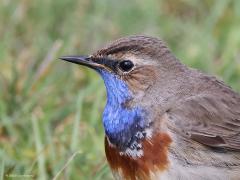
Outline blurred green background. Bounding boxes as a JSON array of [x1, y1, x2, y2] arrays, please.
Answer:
[[0, 0, 240, 179]]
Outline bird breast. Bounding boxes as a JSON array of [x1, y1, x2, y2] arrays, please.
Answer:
[[105, 133, 172, 180]]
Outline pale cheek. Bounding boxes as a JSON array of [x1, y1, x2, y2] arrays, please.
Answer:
[[125, 66, 157, 94]]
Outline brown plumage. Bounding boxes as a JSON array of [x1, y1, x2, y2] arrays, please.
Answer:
[[96, 35, 240, 151], [105, 133, 172, 180], [61, 35, 240, 179]]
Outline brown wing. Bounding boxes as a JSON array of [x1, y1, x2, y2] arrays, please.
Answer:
[[167, 91, 240, 151]]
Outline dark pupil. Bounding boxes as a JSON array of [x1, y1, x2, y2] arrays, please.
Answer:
[[119, 60, 134, 72]]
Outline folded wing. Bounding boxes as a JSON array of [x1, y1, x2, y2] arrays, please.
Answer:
[[167, 91, 240, 151]]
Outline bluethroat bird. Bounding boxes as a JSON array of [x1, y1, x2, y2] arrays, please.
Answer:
[[60, 36, 240, 180]]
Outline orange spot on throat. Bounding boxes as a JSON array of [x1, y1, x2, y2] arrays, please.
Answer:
[[105, 133, 172, 180]]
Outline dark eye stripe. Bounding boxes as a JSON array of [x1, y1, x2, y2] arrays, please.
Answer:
[[91, 57, 134, 73], [92, 57, 119, 71]]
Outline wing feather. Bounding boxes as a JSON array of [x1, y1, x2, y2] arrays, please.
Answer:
[[167, 92, 240, 150]]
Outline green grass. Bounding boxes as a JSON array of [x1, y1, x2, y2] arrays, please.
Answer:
[[0, 0, 240, 179]]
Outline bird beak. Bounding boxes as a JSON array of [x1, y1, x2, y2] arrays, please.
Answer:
[[59, 55, 104, 69]]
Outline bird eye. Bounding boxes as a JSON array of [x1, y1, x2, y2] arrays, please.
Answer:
[[118, 60, 134, 72]]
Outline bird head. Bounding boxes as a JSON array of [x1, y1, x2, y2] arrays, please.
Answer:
[[61, 35, 185, 157]]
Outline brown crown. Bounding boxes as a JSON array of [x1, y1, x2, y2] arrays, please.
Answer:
[[94, 35, 171, 59]]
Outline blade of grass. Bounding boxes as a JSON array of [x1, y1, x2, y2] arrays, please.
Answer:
[[31, 115, 47, 180], [52, 151, 81, 180], [31, 40, 63, 92], [89, 87, 105, 125], [204, 0, 230, 31], [70, 92, 83, 151], [0, 160, 4, 180]]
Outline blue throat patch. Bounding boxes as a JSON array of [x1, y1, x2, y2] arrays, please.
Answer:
[[98, 70, 147, 150]]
